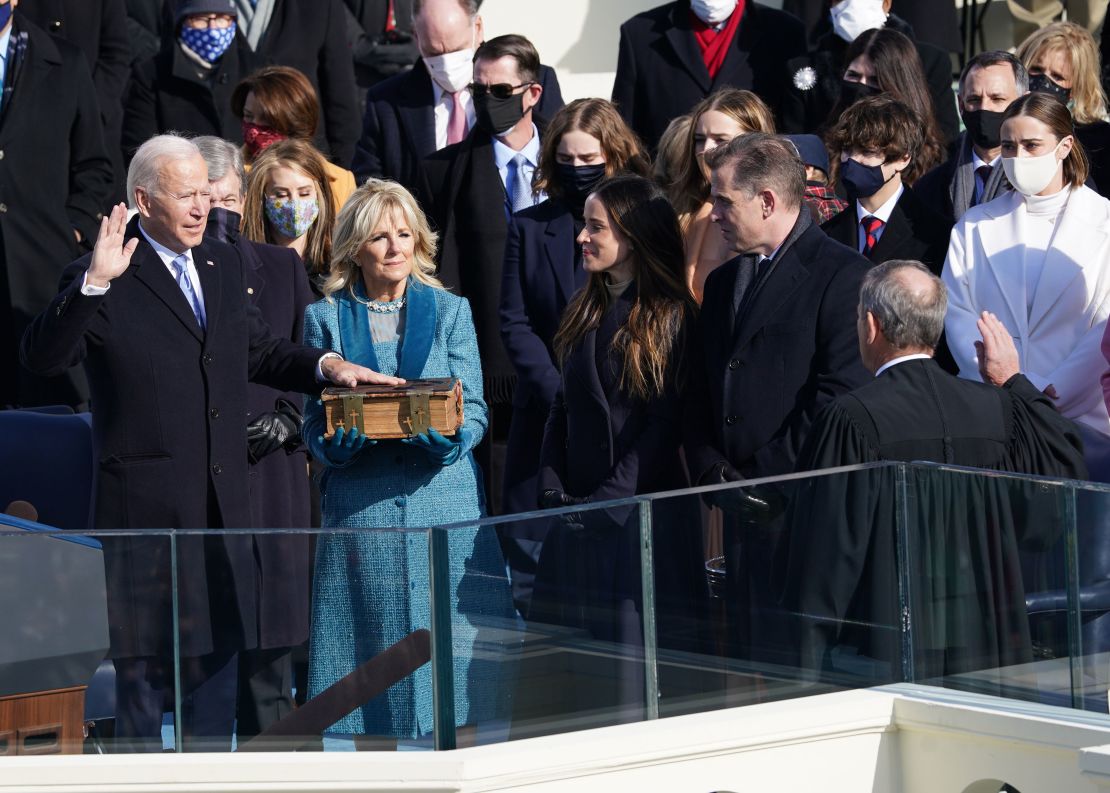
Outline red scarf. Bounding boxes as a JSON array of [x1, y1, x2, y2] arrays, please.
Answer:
[[690, 1, 745, 80]]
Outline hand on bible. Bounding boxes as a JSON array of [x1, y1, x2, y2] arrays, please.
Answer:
[[321, 357, 405, 388], [975, 311, 1020, 387], [403, 428, 468, 466], [86, 203, 139, 288]]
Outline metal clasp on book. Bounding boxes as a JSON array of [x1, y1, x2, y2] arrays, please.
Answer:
[[340, 394, 365, 434], [404, 391, 431, 436]]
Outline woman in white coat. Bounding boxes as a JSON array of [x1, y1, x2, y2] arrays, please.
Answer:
[[943, 92, 1110, 480]]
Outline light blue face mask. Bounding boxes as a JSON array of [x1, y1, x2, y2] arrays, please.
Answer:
[[179, 23, 237, 64], [264, 195, 319, 240]]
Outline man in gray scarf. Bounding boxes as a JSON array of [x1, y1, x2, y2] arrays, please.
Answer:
[[914, 51, 1028, 226]]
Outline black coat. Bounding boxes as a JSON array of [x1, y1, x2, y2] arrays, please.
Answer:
[[612, 0, 806, 148], [352, 59, 564, 203], [783, 0, 961, 53], [20, 216, 324, 658], [685, 215, 871, 482], [780, 15, 959, 143], [250, 0, 361, 166], [341, 0, 416, 89], [820, 187, 952, 274], [122, 33, 252, 163], [2, 17, 114, 408]]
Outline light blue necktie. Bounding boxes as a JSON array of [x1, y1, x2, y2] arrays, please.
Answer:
[[510, 153, 533, 214], [171, 253, 206, 330]]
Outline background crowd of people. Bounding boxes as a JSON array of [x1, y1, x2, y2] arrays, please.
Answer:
[[8, 0, 1110, 752]]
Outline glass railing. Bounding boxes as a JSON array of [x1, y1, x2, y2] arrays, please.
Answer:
[[3, 461, 1108, 754]]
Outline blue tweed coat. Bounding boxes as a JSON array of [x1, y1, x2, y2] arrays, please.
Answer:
[[302, 277, 515, 738]]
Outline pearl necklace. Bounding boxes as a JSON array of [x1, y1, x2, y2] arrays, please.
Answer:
[[353, 292, 406, 313]]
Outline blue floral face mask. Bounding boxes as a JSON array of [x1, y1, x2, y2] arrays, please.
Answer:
[[179, 23, 237, 64], [264, 195, 319, 240]]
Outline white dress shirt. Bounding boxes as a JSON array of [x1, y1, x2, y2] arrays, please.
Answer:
[[856, 183, 904, 252], [492, 123, 546, 207], [432, 83, 475, 150]]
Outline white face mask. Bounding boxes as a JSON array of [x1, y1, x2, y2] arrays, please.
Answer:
[[690, 0, 738, 26], [829, 0, 888, 43], [423, 32, 475, 94], [1002, 139, 1067, 197]]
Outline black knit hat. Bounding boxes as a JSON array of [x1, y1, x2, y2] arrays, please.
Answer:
[[175, 0, 237, 26]]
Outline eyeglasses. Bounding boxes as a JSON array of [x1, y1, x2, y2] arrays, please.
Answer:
[[468, 81, 535, 100], [183, 14, 236, 29]]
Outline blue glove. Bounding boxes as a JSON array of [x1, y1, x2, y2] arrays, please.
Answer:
[[317, 426, 375, 466], [402, 427, 468, 466]]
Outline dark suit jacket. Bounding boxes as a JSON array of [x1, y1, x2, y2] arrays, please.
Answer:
[[122, 33, 252, 163], [685, 215, 871, 482], [342, 0, 416, 88], [820, 187, 951, 274], [20, 216, 324, 658], [251, 0, 361, 165], [612, 1, 806, 148], [352, 59, 564, 201], [780, 15, 959, 143], [2, 17, 114, 408], [424, 119, 550, 402], [499, 199, 583, 410]]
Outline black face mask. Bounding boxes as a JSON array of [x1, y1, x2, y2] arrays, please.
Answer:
[[840, 157, 890, 202], [962, 108, 1007, 150], [555, 162, 606, 205], [1029, 73, 1071, 104], [473, 91, 526, 135], [205, 206, 243, 244], [839, 78, 882, 107]]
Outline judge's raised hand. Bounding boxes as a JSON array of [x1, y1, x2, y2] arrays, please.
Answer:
[[86, 203, 139, 288], [975, 310, 1020, 387], [320, 356, 405, 388]]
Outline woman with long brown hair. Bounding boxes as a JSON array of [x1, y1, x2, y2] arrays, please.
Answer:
[[667, 88, 775, 302], [241, 138, 336, 292], [529, 174, 705, 723]]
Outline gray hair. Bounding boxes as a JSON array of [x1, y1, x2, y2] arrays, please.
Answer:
[[192, 135, 245, 196], [127, 133, 203, 207], [958, 50, 1029, 98], [704, 133, 806, 210], [860, 260, 948, 350]]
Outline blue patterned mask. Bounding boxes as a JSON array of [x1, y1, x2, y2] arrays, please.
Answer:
[[179, 23, 237, 63]]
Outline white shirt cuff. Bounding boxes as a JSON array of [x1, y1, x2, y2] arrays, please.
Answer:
[[316, 351, 342, 382], [80, 272, 109, 296]]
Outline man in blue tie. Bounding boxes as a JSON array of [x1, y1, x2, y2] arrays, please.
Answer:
[[21, 134, 398, 751]]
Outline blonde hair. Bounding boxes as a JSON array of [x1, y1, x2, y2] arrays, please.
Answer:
[[321, 178, 443, 299], [241, 139, 336, 277], [1017, 21, 1109, 125], [668, 89, 775, 226]]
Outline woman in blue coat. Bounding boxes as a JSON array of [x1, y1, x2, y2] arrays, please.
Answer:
[[497, 99, 649, 613], [530, 175, 706, 723], [302, 179, 515, 742]]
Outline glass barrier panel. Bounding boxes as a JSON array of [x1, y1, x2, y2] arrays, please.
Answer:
[[647, 465, 905, 719], [1068, 482, 1110, 716], [901, 465, 1077, 709]]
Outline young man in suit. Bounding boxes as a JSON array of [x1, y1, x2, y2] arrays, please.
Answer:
[[780, 260, 1086, 682], [351, 0, 563, 199], [685, 132, 870, 655], [914, 51, 1028, 225], [612, 0, 806, 149], [821, 94, 951, 274], [424, 33, 550, 513], [21, 134, 396, 751]]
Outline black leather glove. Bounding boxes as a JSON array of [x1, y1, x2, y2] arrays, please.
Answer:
[[700, 461, 784, 523], [246, 399, 303, 464], [540, 489, 592, 531]]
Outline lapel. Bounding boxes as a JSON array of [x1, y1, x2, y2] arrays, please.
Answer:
[[192, 237, 222, 343], [0, 23, 52, 136], [870, 195, 914, 262], [599, 284, 637, 404], [337, 280, 380, 371], [823, 207, 857, 251], [734, 238, 810, 353], [1028, 186, 1110, 334], [663, 4, 711, 93], [396, 278, 436, 379], [977, 191, 1029, 340], [566, 325, 610, 417], [398, 63, 438, 159], [709, 255, 742, 346], [239, 238, 266, 304], [712, 5, 755, 91], [129, 221, 205, 343], [544, 208, 576, 302]]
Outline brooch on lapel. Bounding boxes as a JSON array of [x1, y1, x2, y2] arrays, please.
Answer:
[[793, 66, 817, 92]]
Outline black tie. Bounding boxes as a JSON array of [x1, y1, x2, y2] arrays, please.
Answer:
[[974, 164, 993, 205]]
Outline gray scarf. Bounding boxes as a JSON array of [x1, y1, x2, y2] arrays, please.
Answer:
[[949, 131, 1010, 220], [235, 0, 275, 51]]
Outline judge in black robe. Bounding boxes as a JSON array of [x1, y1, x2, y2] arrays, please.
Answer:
[[777, 261, 1087, 688]]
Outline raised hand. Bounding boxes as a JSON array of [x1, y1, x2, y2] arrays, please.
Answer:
[[974, 310, 1020, 387], [86, 203, 139, 288]]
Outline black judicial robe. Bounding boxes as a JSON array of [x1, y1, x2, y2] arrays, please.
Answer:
[[777, 358, 1087, 685]]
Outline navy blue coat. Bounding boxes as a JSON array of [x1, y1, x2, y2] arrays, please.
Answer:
[[685, 215, 871, 482], [20, 216, 325, 658], [351, 59, 565, 203]]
